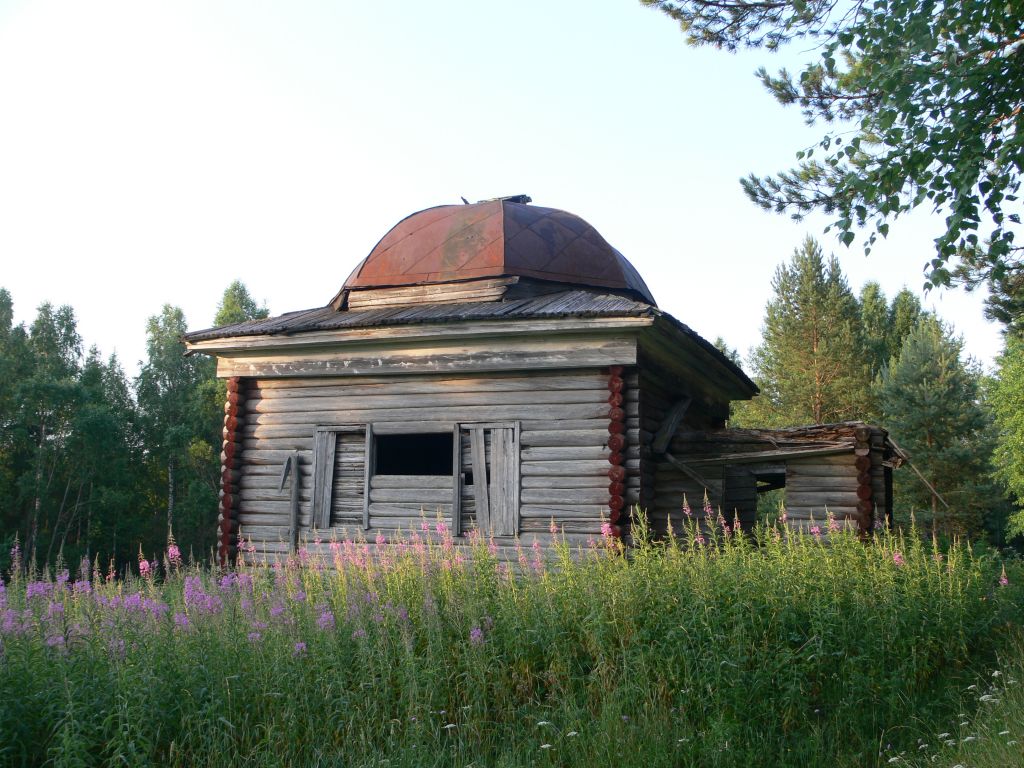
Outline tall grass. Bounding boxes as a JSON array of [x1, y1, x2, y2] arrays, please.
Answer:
[[883, 630, 1024, 768], [0, 518, 1018, 767]]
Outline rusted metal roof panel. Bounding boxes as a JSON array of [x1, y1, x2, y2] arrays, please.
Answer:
[[342, 200, 657, 306]]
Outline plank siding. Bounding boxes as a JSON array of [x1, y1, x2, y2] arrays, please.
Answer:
[[236, 370, 614, 558]]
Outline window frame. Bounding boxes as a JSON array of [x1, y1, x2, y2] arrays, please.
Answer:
[[311, 420, 520, 537]]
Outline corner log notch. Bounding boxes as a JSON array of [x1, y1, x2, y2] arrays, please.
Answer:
[[219, 377, 244, 567], [606, 366, 626, 537]]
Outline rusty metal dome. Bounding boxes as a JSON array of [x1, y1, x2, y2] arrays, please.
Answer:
[[340, 199, 656, 306]]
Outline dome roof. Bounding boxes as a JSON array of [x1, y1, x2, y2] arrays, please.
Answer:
[[341, 199, 656, 305]]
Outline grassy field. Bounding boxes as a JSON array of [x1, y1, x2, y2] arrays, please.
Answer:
[[1, 518, 1020, 767]]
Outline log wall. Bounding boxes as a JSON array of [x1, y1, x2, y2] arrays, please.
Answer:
[[638, 368, 730, 536], [218, 377, 244, 566], [234, 369, 629, 561]]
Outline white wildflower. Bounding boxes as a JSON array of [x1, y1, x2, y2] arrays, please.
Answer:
[[443, 724, 457, 730], [536, 720, 551, 726], [540, 744, 552, 750], [566, 731, 578, 738], [992, 670, 1002, 677], [979, 694, 999, 703], [998, 730, 1010, 736], [961, 736, 977, 743]]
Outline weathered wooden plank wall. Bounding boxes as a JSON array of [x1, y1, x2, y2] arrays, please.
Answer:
[[234, 369, 622, 561]]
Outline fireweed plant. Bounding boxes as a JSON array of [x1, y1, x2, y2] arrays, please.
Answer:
[[0, 513, 1019, 768]]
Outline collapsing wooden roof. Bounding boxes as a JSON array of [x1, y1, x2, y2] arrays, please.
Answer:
[[667, 423, 908, 467]]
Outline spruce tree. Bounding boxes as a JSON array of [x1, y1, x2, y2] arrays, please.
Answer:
[[736, 236, 872, 427], [876, 317, 999, 537]]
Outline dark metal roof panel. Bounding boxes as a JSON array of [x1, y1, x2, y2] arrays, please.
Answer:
[[184, 291, 655, 343], [183, 290, 757, 396]]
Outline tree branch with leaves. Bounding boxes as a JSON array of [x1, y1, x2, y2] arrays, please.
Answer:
[[644, 0, 1024, 322]]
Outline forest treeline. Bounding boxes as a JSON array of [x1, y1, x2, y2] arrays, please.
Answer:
[[0, 282, 267, 572], [721, 237, 1023, 547], [2, 239, 1023, 571]]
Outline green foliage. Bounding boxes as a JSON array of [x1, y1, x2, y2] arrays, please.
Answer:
[[904, 634, 1024, 768], [713, 335, 742, 365], [0, 523, 1018, 767], [876, 317, 1003, 537], [214, 280, 269, 327], [990, 333, 1024, 540], [0, 280, 262, 572], [734, 236, 873, 426], [644, 0, 1024, 324], [859, 282, 926, 379]]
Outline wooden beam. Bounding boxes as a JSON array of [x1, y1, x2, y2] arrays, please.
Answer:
[[662, 452, 719, 493], [651, 396, 692, 454]]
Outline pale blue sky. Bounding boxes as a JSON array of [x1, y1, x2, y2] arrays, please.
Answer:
[[0, 0, 1003, 373]]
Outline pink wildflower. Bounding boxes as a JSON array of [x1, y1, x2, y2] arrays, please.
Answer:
[[167, 544, 182, 567], [469, 625, 484, 645], [293, 642, 307, 655], [682, 498, 692, 516], [892, 551, 905, 567], [827, 515, 841, 533], [138, 559, 151, 577], [549, 519, 559, 535], [999, 567, 1009, 587], [809, 525, 822, 537], [601, 521, 614, 539]]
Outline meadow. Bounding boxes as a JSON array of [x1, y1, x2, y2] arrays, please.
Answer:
[[1, 516, 1020, 768]]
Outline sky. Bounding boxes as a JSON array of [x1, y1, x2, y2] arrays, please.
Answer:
[[0, 0, 1005, 376]]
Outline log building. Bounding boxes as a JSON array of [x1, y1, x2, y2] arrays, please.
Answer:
[[184, 198, 902, 564]]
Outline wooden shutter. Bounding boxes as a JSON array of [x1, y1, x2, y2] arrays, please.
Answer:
[[311, 429, 337, 530], [311, 425, 367, 531], [463, 422, 519, 537]]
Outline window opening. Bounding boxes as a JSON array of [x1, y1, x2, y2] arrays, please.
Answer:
[[374, 433, 454, 476]]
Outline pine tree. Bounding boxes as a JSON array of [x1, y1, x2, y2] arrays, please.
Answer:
[[735, 236, 872, 427], [876, 317, 999, 537]]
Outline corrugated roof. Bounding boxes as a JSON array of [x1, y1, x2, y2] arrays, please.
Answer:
[[183, 289, 758, 395], [184, 290, 655, 343]]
